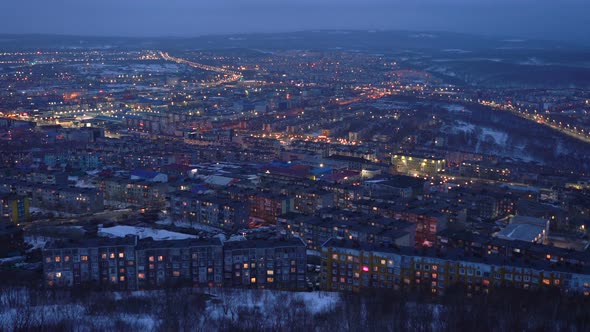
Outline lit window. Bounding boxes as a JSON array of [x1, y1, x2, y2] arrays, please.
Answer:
[[243, 263, 249, 269], [64, 256, 70, 262], [149, 256, 154, 262], [267, 270, 274, 275], [101, 253, 107, 259], [173, 271, 180, 277], [55, 272, 62, 278], [81, 255, 88, 261], [138, 273, 145, 279], [250, 277, 256, 283], [158, 256, 163, 261], [55, 256, 61, 262], [109, 253, 115, 259], [362, 266, 369, 272], [119, 253, 125, 258], [119, 276, 125, 282], [267, 277, 274, 283]]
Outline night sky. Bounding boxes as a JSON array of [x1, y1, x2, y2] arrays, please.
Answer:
[[1, 0, 588, 42]]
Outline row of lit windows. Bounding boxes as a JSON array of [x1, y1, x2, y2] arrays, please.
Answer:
[[46, 252, 131, 263], [328, 250, 574, 282], [101, 252, 126, 259]]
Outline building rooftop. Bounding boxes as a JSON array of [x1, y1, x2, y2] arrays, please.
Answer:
[[45, 236, 137, 250], [496, 223, 545, 242], [438, 229, 590, 263], [223, 237, 305, 250], [136, 237, 222, 250]]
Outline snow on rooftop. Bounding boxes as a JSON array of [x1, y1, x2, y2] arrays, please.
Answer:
[[98, 225, 197, 241]]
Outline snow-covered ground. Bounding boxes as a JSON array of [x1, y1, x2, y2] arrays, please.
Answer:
[[98, 225, 197, 241], [156, 218, 221, 234], [29, 207, 77, 218], [206, 288, 341, 322], [442, 104, 469, 113], [306, 249, 322, 257], [0, 256, 24, 265], [441, 49, 471, 54], [446, 120, 509, 146], [296, 291, 340, 314], [74, 179, 96, 189], [24, 235, 51, 251], [223, 234, 247, 242], [480, 127, 509, 146], [0, 287, 340, 331]]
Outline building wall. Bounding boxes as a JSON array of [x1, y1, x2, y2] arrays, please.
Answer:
[[43, 244, 137, 289], [100, 179, 167, 209], [0, 195, 30, 223], [392, 154, 445, 176], [169, 193, 248, 230], [32, 187, 104, 214], [322, 245, 584, 295], [43, 239, 306, 291], [223, 245, 307, 291], [136, 245, 223, 288]]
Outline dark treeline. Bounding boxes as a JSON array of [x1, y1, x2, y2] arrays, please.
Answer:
[[0, 283, 589, 331]]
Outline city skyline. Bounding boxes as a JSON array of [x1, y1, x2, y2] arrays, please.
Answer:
[[1, 2, 590, 330]]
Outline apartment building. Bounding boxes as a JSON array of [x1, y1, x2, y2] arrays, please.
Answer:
[[223, 238, 307, 291], [135, 238, 223, 288], [322, 239, 590, 296], [43, 237, 137, 289], [169, 191, 248, 230], [43, 237, 307, 291]]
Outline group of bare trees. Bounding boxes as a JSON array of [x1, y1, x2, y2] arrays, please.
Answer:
[[318, 286, 590, 332], [0, 284, 588, 331]]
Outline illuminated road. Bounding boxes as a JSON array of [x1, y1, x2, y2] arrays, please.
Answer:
[[493, 104, 590, 144], [159, 51, 243, 86], [410, 91, 590, 145]]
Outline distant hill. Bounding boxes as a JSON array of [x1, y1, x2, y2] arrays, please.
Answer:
[[0, 30, 584, 52], [1, 30, 589, 88]]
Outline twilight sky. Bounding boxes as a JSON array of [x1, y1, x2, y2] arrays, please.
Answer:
[[0, 0, 588, 42]]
